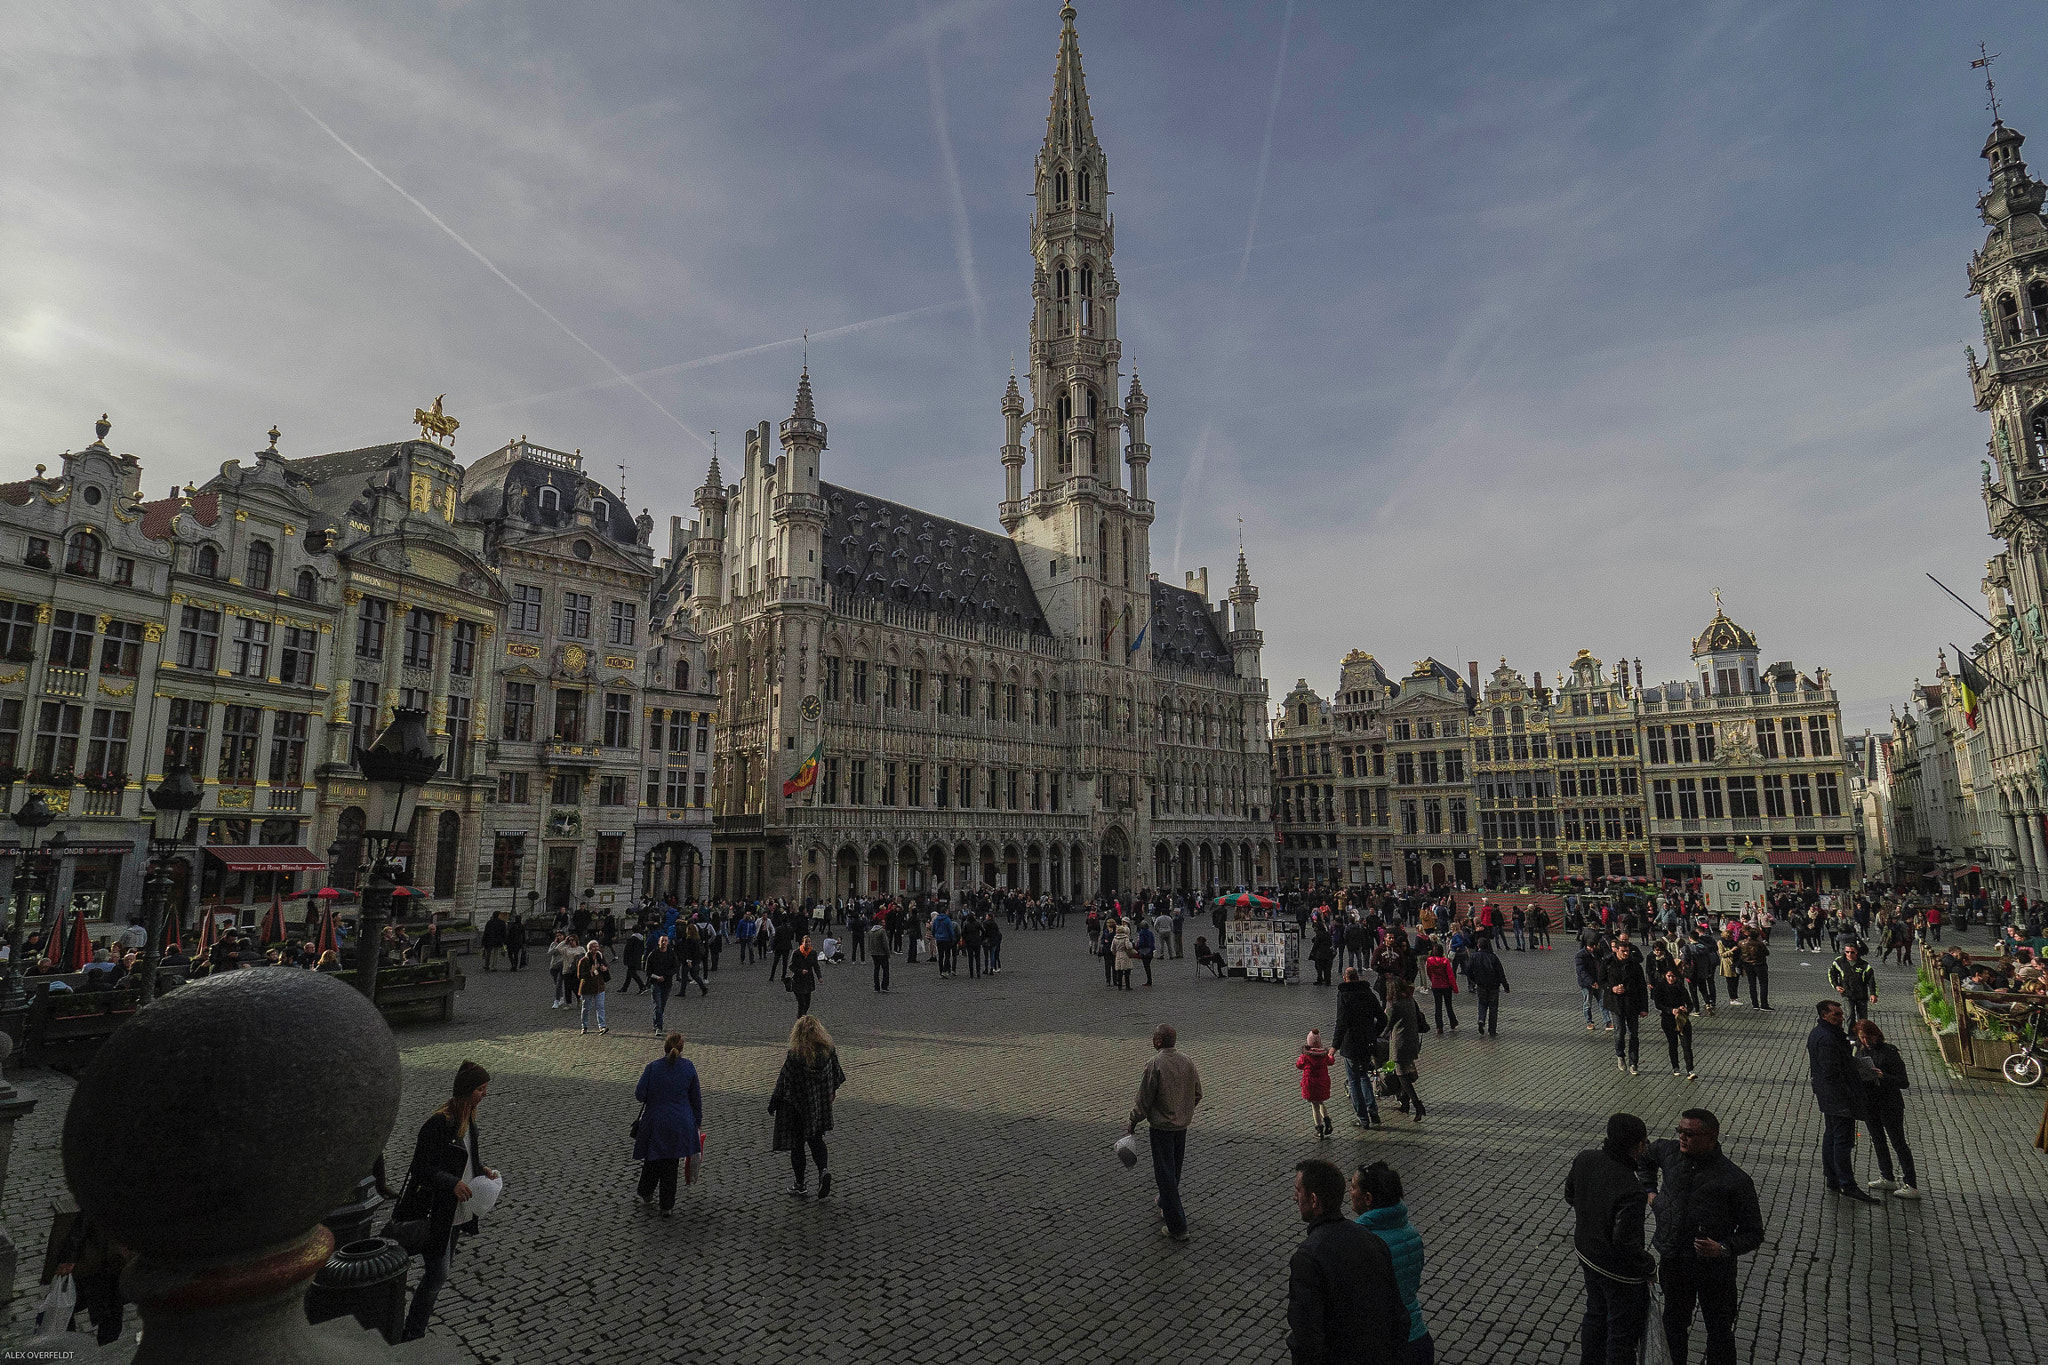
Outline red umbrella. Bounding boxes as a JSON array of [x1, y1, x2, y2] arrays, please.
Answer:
[[161, 912, 182, 956], [42, 904, 66, 971], [259, 889, 286, 946], [316, 908, 338, 957], [63, 908, 92, 972], [194, 905, 218, 966]]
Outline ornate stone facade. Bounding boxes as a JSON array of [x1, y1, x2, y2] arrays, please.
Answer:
[[696, 6, 1272, 903], [1959, 105, 2048, 897]]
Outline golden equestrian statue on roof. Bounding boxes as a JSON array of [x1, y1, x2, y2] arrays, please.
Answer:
[[413, 395, 460, 445]]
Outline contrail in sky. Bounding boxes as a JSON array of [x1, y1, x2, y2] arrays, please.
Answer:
[[471, 299, 972, 416], [920, 1, 988, 360], [182, 7, 709, 450], [1174, 0, 1294, 572]]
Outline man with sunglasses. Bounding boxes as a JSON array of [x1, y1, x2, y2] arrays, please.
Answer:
[[1637, 1109, 1765, 1365]]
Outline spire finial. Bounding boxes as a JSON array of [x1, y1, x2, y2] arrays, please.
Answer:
[[1975, 43, 2002, 122], [265, 425, 280, 452], [1713, 586, 1723, 612]]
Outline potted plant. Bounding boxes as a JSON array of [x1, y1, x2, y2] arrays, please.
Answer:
[[28, 768, 76, 788], [79, 771, 127, 794]]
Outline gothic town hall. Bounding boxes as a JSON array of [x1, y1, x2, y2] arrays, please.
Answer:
[[694, 6, 1273, 903]]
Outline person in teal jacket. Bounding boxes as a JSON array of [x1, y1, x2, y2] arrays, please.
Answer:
[[1350, 1161, 1433, 1365]]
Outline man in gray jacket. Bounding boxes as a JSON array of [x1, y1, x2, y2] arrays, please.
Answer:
[[1125, 1022, 1202, 1243]]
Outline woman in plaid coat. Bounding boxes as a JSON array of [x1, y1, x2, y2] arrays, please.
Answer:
[[771, 1014, 846, 1198]]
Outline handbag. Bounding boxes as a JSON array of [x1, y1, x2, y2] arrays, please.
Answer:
[[381, 1215, 429, 1255], [630, 1103, 647, 1140]]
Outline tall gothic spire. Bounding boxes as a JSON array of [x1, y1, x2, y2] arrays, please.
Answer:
[[791, 366, 817, 424], [1045, 5, 1097, 158]]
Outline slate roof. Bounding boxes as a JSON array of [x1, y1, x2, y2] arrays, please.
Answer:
[[463, 452, 641, 546], [139, 492, 221, 541], [1149, 579, 1234, 676], [819, 482, 1050, 636]]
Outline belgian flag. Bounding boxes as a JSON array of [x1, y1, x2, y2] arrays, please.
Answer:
[[1953, 649, 1989, 730]]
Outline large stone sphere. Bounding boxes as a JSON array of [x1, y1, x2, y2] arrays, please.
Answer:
[[62, 970, 401, 1262]]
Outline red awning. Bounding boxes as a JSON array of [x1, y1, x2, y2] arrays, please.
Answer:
[[205, 846, 328, 872]]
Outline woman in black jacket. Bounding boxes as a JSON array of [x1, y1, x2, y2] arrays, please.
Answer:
[[394, 1060, 498, 1341], [1853, 1020, 1921, 1197]]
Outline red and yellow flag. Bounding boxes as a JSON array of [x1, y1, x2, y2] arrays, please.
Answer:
[[782, 742, 823, 798]]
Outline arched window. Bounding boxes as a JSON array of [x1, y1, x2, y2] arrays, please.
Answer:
[[1079, 265, 1094, 334], [1121, 526, 1131, 587], [1999, 293, 2021, 344], [1098, 599, 1112, 662], [65, 529, 100, 576], [195, 543, 219, 578], [675, 658, 691, 690], [1099, 519, 1110, 572], [1079, 167, 1091, 205], [1056, 392, 1073, 471], [295, 568, 317, 601], [1491, 706, 1505, 730], [1298, 702, 1309, 727], [245, 540, 273, 591], [1054, 168, 1069, 204], [538, 486, 560, 511], [334, 806, 366, 889], [593, 499, 609, 525], [2030, 282, 2048, 338], [1510, 705, 1524, 729], [434, 810, 461, 899]]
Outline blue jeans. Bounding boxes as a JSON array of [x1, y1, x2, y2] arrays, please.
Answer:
[[580, 991, 607, 1030], [1150, 1127, 1188, 1237], [403, 1225, 454, 1339], [1344, 1056, 1381, 1122], [651, 980, 671, 1031], [1581, 986, 1609, 1025]]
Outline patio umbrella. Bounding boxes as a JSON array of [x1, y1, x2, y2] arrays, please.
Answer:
[[259, 889, 286, 946], [316, 907, 338, 957], [161, 911, 182, 956], [1210, 890, 1278, 914], [41, 904, 67, 971], [193, 905, 218, 967], [63, 907, 92, 971]]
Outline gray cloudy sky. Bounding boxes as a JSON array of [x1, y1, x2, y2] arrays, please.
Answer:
[[3, 1, 2031, 732]]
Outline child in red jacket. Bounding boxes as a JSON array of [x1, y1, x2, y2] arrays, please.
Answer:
[[1297, 1028, 1335, 1139]]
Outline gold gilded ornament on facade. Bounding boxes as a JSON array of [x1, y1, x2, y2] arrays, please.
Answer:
[[414, 395, 459, 445]]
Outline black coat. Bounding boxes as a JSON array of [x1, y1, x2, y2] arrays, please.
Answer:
[[1466, 949, 1510, 993], [1807, 1021, 1864, 1117], [1286, 1212, 1410, 1365], [1332, 979, 1388, 1063], [392, 1112, 485, 1250], [1637, 1140, 1765, 1261], [1598, 952, 1649, 1014], [1856, 1040, 1910, 1119]]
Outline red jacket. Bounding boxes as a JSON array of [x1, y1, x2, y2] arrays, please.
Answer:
[[1296, 1048, 1333, 1101], [1424, 955, 1458, 992]]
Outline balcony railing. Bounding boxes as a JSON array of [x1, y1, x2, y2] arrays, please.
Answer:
[[44, 666, 88, 698], [80, 789, 121, 817], [267, 787, 305, 811]]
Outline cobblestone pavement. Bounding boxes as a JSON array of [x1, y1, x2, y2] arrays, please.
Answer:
[[6, 924, 2047, 1363]]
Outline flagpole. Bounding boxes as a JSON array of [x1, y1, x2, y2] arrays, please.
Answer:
[[1950, 643, 2048, 731]]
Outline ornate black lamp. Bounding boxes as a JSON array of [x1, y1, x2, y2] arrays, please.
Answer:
[[352, 709, 441, 1003], [138, 764, 202, 1004], [0, 792, 54, 1012]]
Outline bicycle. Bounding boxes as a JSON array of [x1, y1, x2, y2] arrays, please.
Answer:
[[2001, 1005, 2048, 1087]]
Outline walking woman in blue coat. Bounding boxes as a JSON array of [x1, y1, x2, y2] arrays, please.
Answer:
[[634, 1033, 704, 1215]]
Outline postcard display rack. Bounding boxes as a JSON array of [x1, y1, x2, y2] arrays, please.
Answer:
[[1223, 914, 1301, 983]]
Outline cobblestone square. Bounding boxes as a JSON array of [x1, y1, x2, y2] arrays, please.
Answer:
[[12, 923, 2045, 1363]]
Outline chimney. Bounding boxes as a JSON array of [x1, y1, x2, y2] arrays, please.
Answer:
[[1533, 671, 1543, 691], [669, 515, 685, 559], [1634, 659, 1643, 690], [1185, 567, 1209, 602], [1467, 661, 1479, 694]]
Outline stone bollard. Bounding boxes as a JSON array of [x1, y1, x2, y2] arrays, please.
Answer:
[[62, 969, 404, 1363]]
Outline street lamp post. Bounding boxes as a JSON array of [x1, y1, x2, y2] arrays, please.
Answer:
[[0, 792, 55, 1013], [137, 765, 202, 1005], [352, 708, 441, 1005]]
